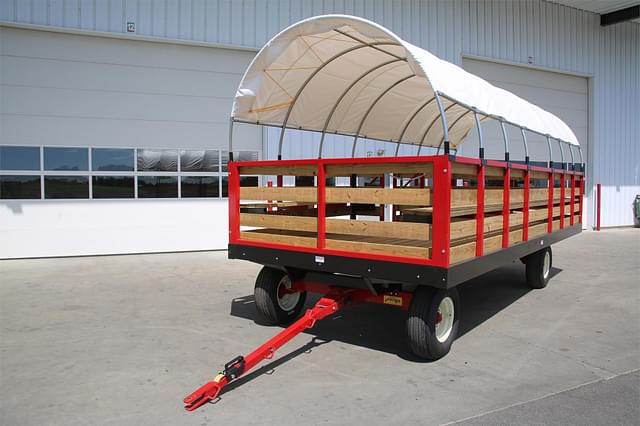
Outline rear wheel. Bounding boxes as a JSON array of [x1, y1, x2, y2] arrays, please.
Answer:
[[254, 267, 307, 325], [406, 287, 460, 360], [525, 247, 552, 289]]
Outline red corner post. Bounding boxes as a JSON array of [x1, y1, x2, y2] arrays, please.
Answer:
[[502, 167, 510, 248], [475, 164, 485, 256], [432, 156, 451, 267], [559, 173, 566, 229], [317, 161, 326, 248], [547, 173, 554, 233], [228, 162, 240, 243], [523, 170, 530, 241], [579, 177, 585, 225], [379, 174, 385, 221], [570, 175, 576, 225], [596, 183, 601, 231]]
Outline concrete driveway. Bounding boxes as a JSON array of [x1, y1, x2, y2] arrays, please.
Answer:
[[1, 229, 638, 425]]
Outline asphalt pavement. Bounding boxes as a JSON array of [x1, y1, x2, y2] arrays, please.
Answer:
[[1, 228, 638, 425]]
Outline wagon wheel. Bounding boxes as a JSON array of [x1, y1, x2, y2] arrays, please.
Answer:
[[406, 287, 460, 360], [525, 247, 553, 289], [254, 267, 307, 325]]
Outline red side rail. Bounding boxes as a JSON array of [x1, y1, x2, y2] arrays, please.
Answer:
[[228, 155, 584, 269]]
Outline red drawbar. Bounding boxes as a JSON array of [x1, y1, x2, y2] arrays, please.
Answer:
[[183, 284, 413, 411]]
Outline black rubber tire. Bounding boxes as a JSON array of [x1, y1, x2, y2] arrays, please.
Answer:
[[406, 286, 460, 360], [525, 247, 552, 289], [254, 267, 307, 326]]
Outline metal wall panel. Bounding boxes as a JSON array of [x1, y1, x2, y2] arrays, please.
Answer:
[[2, 0, 638, 227]]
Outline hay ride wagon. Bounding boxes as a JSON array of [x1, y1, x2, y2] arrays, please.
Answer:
[[185, 15, 584, 410]]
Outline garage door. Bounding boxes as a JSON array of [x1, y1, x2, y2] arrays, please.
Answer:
[[461, 58, 589, 227], [0, 27, 259, 258]]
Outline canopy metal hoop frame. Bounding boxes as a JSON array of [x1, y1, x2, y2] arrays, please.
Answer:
[[520, 128, 529, 164], [230, 18, 581, 165], [275, 40, 403, 159], [434, 92, 450, 154], [317, 58, 404, 158], [350, 74, 417, 157], [423, 102, 457, 155], [499, 120, 510, 162], [393, 95, 437, 156], [228, 117, 235, 161], [567, 142, 575, 170], [473, 110, 484, 159], [436, 92, 575, 149], [332, 28, 406, 61], [441, 109, 473, 145], [577, 145, 584, 170]]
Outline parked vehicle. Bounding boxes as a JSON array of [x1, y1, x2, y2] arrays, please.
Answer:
[[185, 15, 584, 411]]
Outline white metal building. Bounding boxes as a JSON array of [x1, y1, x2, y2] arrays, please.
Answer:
[[1, 1, 638, 259]]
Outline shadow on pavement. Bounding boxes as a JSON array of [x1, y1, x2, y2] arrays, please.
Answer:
[[229, 262, 564, 364]]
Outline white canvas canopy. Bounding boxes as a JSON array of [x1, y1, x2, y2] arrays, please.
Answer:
[[231, 15, 580, 157]]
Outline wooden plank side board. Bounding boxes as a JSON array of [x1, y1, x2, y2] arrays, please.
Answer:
[[451, 163, 505, 177], [450, 188, 550, 209], [238, 164, 318, 176], [450, 234, 500, 264], [240, 187, 317, 202], [239, 229, 431, 259], [239, 230, 317, 247], [326, 239, 429, 259], [325, 187, 431, 205], [325, 162, 433, 177], [527, 220, 561, 238], [531, 170, 551, 180], [450, 212, 524, 240], [326, 219, 431, 241], [528, 222, 548, 238], [240, 213, 317, 232]]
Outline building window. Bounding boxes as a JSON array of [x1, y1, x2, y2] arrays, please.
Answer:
[[0, 146, 259, 200], [0, 146, 40, 171], [92, 148, 134, 171], [44, 176, 89, 199], [181, 176, 219, 197], [44, 147, 88, 171], [92, 176, 135, 198], [138, 176, 178, 198], [180, 150, 219, 172], [0, 175, 41, 199], [137, 149, 178, 172]]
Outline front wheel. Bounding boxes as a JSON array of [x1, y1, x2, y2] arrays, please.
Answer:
[[405, 287, 460, 360], [525, 247, 552, 289], [254, 267, 307, 326]]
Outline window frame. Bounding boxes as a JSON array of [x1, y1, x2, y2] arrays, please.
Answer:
[[0, 145, 260, 201]]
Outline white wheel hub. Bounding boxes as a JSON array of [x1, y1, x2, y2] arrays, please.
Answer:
[[276, 276, 300, 311], [543, 250, 551, 279], [435, 296, 455, 343]]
